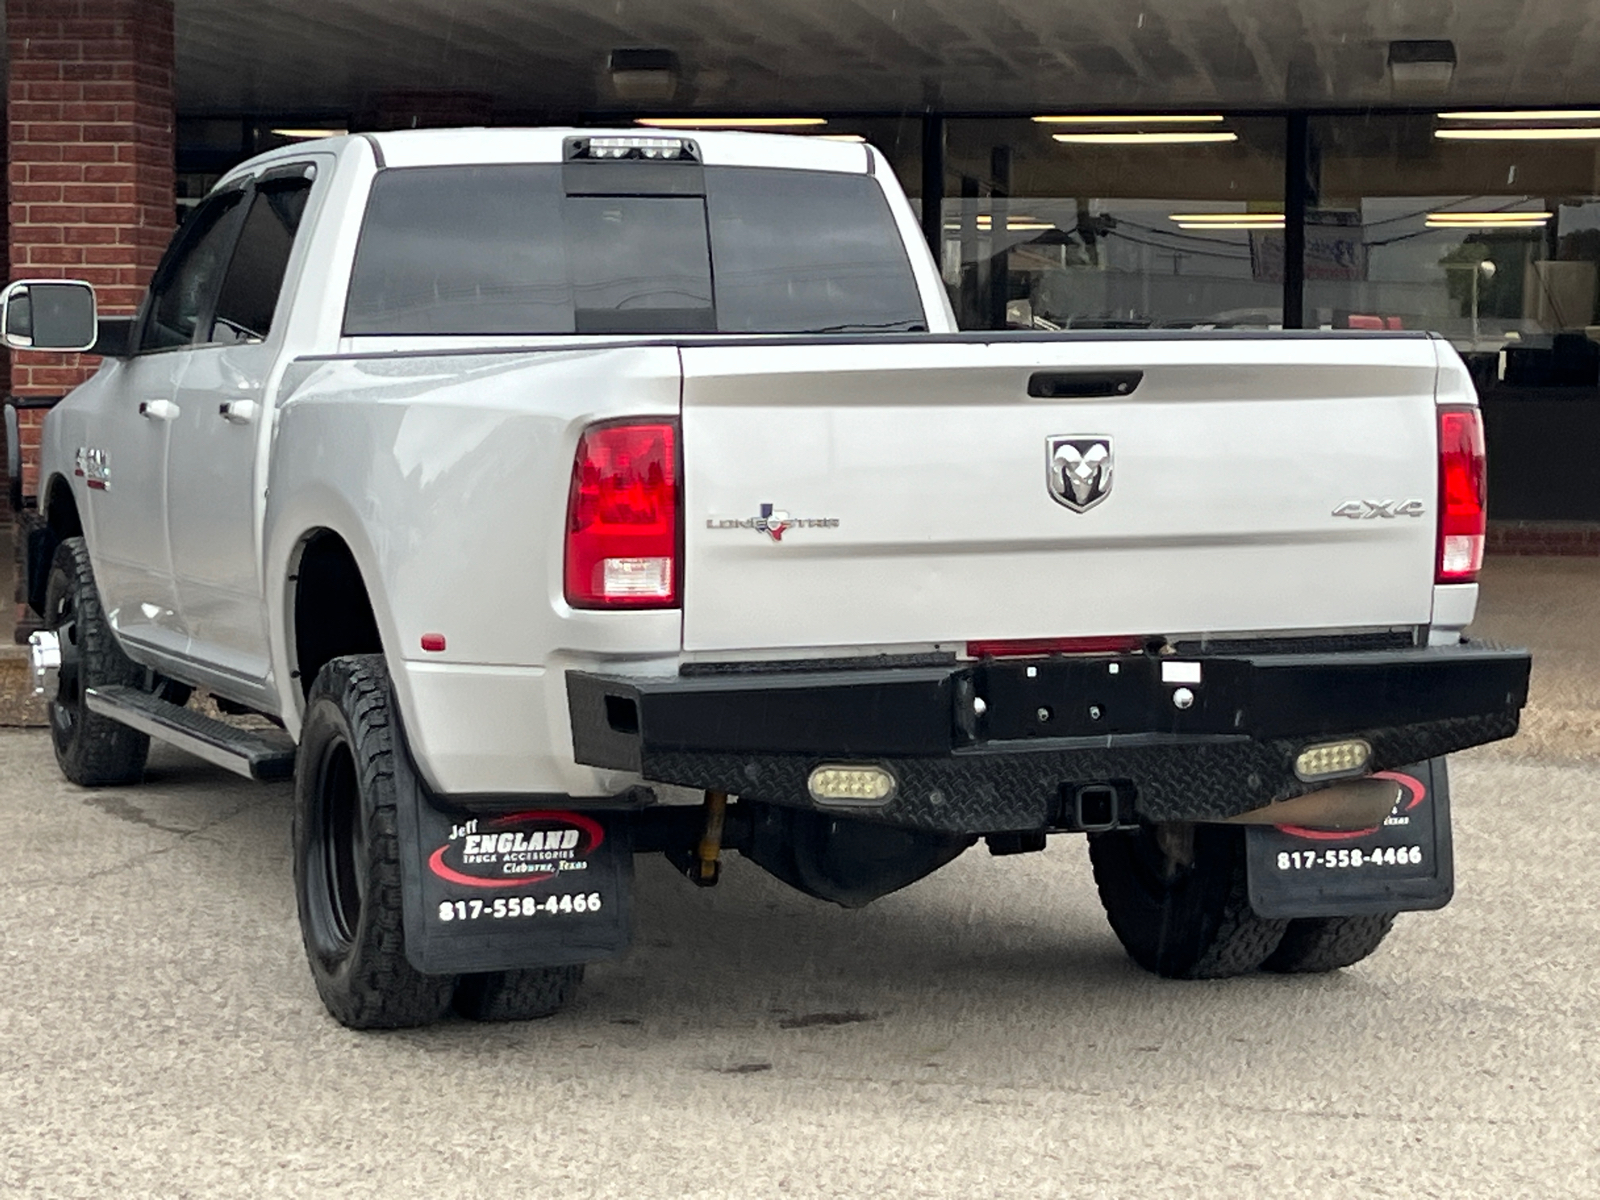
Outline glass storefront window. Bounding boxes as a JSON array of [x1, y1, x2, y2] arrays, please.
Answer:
[[1308, 114, 1600, 360], [1309, 113, 1600, 519], [942, 116, 1285, 330]]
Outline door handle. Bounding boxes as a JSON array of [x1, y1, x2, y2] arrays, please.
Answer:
[[138, 399, 179, 421], [218, 399, 258, 424], [1027, 371, 1144, 399]]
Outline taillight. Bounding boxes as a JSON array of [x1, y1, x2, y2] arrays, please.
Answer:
[[966, 636, 1147, 659], [564, 420, 679, 608], [1437, 406, 1486, 584]]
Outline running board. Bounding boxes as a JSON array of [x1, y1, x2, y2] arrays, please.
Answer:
[[85, 685, 296, 781]]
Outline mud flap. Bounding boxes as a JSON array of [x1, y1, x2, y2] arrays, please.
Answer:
[[1246, 758, 1453, 919], [391, 736, 633, 975]]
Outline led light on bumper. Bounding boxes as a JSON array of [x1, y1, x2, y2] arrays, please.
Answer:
[[1294, 739, 1372, 782], [807, 764, 897, 807]]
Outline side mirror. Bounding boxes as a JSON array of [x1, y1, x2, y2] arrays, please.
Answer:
[[1, 279, 98, 352]]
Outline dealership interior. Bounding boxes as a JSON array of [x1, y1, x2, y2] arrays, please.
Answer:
[[11, 1, 1600, 535]]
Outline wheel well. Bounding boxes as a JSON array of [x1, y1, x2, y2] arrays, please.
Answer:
[[22, 476, 82, 615], [293, 531, 382, 697], [44, 475, 82, 539]]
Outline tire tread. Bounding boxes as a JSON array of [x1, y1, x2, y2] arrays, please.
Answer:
[[1263, 913, 1397, 974], [294, 654, 455, 1030]]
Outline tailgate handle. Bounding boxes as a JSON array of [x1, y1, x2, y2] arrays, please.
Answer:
[[1028, 370, 1143, 399]]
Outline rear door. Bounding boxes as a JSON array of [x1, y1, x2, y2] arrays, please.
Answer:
[[168, 163, 318, 688], [679, 335, 1441, 653]]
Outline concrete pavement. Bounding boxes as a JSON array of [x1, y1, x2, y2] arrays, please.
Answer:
[[0, 557, 1597, 1197]]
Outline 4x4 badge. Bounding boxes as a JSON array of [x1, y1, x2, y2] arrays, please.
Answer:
[[1047, 437, 1113, 512]]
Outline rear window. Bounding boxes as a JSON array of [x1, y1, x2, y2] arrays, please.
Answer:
[[343, 165, 925, 336]]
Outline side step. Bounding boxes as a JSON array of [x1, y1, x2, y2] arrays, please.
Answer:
[[85, 685, 297, 781]]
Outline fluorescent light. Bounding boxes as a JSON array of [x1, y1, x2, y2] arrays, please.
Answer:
[[1438, 110, 1600, 121], [1032, 114, 1225, 124], [1436, 127, 1600, 140], [1169, 212, 1284, 223], [1426, 211, 1552, 222], [1177, 221, 1283, 230], [271, 127, 345, 139], [635, 117, 827, 128], [948, 217, 1057, 232], [1425, 215, 1551, 228], [1053, 132, 1237, 145]]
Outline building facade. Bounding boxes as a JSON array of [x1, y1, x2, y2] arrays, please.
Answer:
[[10, 0, 1600, 636]]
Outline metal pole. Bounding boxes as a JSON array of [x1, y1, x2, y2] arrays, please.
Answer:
[[920, 114, 945, 272], [1283, 114, 1310, 329]]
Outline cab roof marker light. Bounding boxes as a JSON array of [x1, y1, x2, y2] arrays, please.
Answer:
[[567, 136, 698, 161]]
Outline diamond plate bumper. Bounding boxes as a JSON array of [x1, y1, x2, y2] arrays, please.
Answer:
[[567, 641, 1530, 833]]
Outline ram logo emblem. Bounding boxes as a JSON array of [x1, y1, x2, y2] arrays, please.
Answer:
[[1047, 437, 1113, 512]]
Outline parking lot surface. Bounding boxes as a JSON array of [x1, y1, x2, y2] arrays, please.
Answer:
[[1, 557, 1597, 1198]]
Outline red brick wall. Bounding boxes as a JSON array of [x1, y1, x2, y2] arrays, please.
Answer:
[[8, 0, 175, 500]]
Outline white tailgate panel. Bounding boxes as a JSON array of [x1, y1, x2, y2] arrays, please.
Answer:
[[680, 338, 1441, 653]]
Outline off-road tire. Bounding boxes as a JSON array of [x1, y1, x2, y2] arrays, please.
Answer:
[[43, 537, 151, 786], [453, 965, 584, 1022], [1088, 823, 1290, 979], [293, 654, 455, 1029], [1263, 913, 1397, 973]]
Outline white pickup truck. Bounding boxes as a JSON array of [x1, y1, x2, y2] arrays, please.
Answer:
[[5, 128, 1529, 1029]]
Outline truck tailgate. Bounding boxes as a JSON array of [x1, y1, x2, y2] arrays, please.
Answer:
[[679, 335, 1442, 653]]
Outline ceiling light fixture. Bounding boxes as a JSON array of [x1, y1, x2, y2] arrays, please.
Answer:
[[1176, 221, 1284, 230], [1052, 132, 1237, 145], [1425, 211, 1552, 222], [1388, 40, 1456, 96], [1032, 114, 1225, 124], [608, 49, 680, 103], [270, 127, 346, 139], [1435, 127, 1600, 140], [1169, 212, 1284, 223], [635, 116, 827, 128], [1438, 110, 1600, 121]]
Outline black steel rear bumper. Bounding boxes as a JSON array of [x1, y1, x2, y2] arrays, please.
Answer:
[[567, 641, 1530, 833]]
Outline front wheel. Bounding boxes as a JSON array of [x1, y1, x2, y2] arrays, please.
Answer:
[[293, 654, 455, 1029], [1088, 823, 1290, 979], [42, 537, 151, 786]]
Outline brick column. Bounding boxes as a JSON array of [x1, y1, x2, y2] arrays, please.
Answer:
[[7, 0, 174, 639]]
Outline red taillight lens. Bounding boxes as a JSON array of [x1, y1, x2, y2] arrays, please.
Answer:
[[564, 420, 679, 608], [1437, 406, 1486, 584], [966, 636, 1147, 659]]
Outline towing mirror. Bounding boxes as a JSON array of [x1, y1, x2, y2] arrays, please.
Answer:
[[1, 279, 98, 352]]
